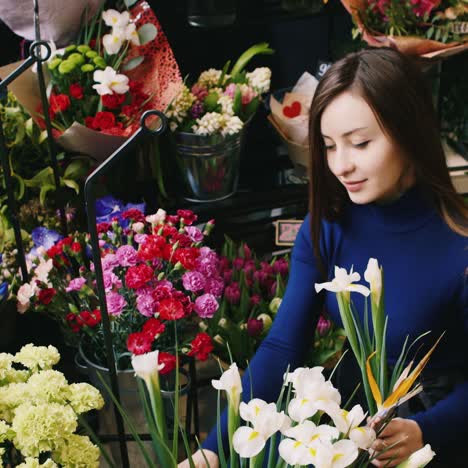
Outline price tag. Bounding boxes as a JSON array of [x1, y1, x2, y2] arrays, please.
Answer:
[[316, 60, 332, 80], [274, 219, 303, 246]]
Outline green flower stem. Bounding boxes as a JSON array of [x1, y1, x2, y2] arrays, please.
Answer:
[[146, 373, 168, 444], [336, 292, 361, 362], [228, 397, 240, 467], [172, 322, 180, 459]]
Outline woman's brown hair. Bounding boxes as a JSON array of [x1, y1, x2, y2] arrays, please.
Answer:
[[308, 47, 468, 277]]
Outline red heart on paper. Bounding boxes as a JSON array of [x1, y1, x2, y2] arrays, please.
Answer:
[[282, 101, 302, 118]]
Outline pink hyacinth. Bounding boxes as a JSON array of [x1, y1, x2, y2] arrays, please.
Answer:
[[65, 277, 86, 292], [191, 83, 209, 101], [204, 277, 224, 298], [116, 245, 138, 267], [224, 83, 237, 99], [182, 271, 206, 292], [106, 291, 127, 316], [185, 226, 204, 243], [225, 282, 240, 304], [136, 294, 157, 317], [194, 293, 219, 319]]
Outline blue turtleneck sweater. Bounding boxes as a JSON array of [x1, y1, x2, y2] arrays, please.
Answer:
[[203, 186, 467, 456]]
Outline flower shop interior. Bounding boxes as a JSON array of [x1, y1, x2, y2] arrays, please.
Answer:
[[0, 0, 467, 467]]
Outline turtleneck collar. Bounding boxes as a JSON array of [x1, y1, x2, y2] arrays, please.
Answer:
[[356, 184, 437, 232]]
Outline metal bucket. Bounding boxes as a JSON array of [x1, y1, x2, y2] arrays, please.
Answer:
[[174, 129, 246, 202]]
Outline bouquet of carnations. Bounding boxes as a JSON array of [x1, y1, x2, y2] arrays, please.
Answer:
[[0, 344, 104, 467], [13, 203, 220, 372], [342, 0, 468, 57], [166, 43, 273, 137]]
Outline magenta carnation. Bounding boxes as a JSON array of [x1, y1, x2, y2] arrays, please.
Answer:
[[102, 253, 119, 271], [204, 277, 224, 297], [185, 226, 204, 243], [116, 245, 138, 267], [65, 277, 86, 292], [136, 294, 157, 317], [194, 293, 219, 319], [182, 271, 206, 292]]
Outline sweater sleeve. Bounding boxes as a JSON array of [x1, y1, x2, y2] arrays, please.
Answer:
[[409, 269, 468, 452], [202, 215, 325, 454]]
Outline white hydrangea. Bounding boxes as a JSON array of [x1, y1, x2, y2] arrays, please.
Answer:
[[197, 68, 222, 88], [221, 115, 243, 137], [247, 67, 272, 94], [166, 85, 196, 123], [192, 112, 225, 136], [217, 94, 234, 116]]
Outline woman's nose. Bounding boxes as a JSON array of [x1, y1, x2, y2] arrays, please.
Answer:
[[330, 148, 355, 177]]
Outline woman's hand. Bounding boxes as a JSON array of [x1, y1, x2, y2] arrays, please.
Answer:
[[369, 417, 424, 467], [178, 449, 219, 468]]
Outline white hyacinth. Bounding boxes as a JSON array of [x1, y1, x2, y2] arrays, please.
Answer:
[[247, 67, 272, 94], [217, 94, 234, 116], [221, 115, 243, 137], [192, 112, 224, 136], [166, 86, 196, 123], [197, 68, 222, 88]]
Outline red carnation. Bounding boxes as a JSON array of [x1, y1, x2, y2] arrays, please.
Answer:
[[69, 83, 84, 100], [66, 313, 81, 333], [93, 111, 116, 130], [71, 242, 82, 253], [138, 235, 166, 261], [177, 209, 197, 226], [172, 290, 193, 316], [49, 94, 71, 118], [188, 333, 214, 361], [127, 332, 153, 355], [173, 247, 200, 269], [122, 209, 145, 223], [166, 215, 180, 225], [158, 298, 184, 320], [158, 352, 177, 375], [97, 222, 112, 233], [142, 318, 166, 339], [161, 225, 178, 238], [37, 288, 56, 305], [102, 93, 126, 109], [122, 104, 137, 117], [125, 264, 154, 289], [172, 233, 192, 248], [84, 116, 96, 129]]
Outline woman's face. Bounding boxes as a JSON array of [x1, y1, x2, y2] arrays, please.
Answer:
[[320, 91, 415, 204]]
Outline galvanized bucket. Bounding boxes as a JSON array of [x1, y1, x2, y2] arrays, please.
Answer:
[[174, 128, 246, 202]]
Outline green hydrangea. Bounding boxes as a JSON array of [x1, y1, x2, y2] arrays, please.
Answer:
[[53, 434, 100, 467], [14, 344, 60, 372], [16, 458, 58, 468], [67, 382, 104, 414], [12, 402, 77, 457]]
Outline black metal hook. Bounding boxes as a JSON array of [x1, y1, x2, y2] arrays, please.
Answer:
[[29, 40, 52, 63]]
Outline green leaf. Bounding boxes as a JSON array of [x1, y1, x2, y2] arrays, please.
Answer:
[[64, 159, 88, 179], [124, 0, 138, 6], [39, 184, 56, 205], [435, 27, 441, 42], [232, 86, 242, 116], [230, 42, 274, 78], [138, 23, 158, 45], [122, 56, 144, 72], [62, 178, 80, 194], [38, 130, 48, 144], [12, 174, 25, 200], [204, 92, 220, 112]]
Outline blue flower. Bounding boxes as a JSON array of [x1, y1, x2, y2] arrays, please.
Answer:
[[0, 282, 8, 302], [95, 195, 145, 226], [31, 227, 62, 249]]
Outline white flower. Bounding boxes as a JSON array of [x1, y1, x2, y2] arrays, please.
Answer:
[[34, 259, 53, 285], [103, 31, 125, 55], [283, 420, 339, 445], [102, 9, 130, 29], [221, 115, 243, 137], [17, 282, 37, 313], [193, 112, 224, 136], [217, 95, 234, 116], [364, 258, 382, 303], [269, 297, 282, 314], [311, 439, 359, 468], [287, 366, 326, 394], [132, 222, 145, 233], [132, 350, 165, 381], [212, 363, 242, 407], [93, 67, 129, 96], [246, 67, 272, 94], [123, 23, 140, 46], [279, 438, 315, 466], [197, 68, 222, 88], [239, 399, 271, 423], [233, 405, 290, 458], [146, 209, 166, 225], [397, 444, 436, 468], [349, 426, 376, 450], [315, 266, 370, 297], [328, 404, 366, 434], [166, 85, 196, 123]]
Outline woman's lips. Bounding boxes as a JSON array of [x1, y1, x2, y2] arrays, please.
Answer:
[[343, 179, 367, 192]]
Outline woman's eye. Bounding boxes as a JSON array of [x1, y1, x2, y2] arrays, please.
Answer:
[[354, 140, 370, 148], [325, 145, 335, 151]]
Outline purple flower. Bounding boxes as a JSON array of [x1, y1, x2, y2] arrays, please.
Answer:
[[317, 316, 332, 337], [103, 271, 122, 291], [182, 271, 206, 292], [116, 245, 138, 267], [66, 277, 86, 292], [273, 258, 289, 276], [95, 195, 146, 226], [191, 101, 204, 119], [136, 294, 157, 317], [31, 227, 62, 249], [185, 226, 204, 243], [106, 291, 127, 315], [247, 318, 263, 337], [225, 282, 240, 304], [204, 277, 224, 297], [233, 257, 245, 270], [194, 293, 219, 319]]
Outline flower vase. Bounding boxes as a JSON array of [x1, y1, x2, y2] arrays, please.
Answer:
[[75, 345, 191, 466], [173, 126, 247, 203]]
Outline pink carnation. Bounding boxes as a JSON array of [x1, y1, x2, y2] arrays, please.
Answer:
[[106, 291, 127, 315], [136, 294, 157, 317], [116, 245, 138, 267], [194, 293, 219, 319], [66, 277, 86, 292], [204, 277, 224, 297], [182, 271, 206, 292], [102, 253, 119, 271], [185, 226, 204, 243], [196, 256, 219, 278], [103, 271, 122, 291], [134, 233, 148, 244]]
